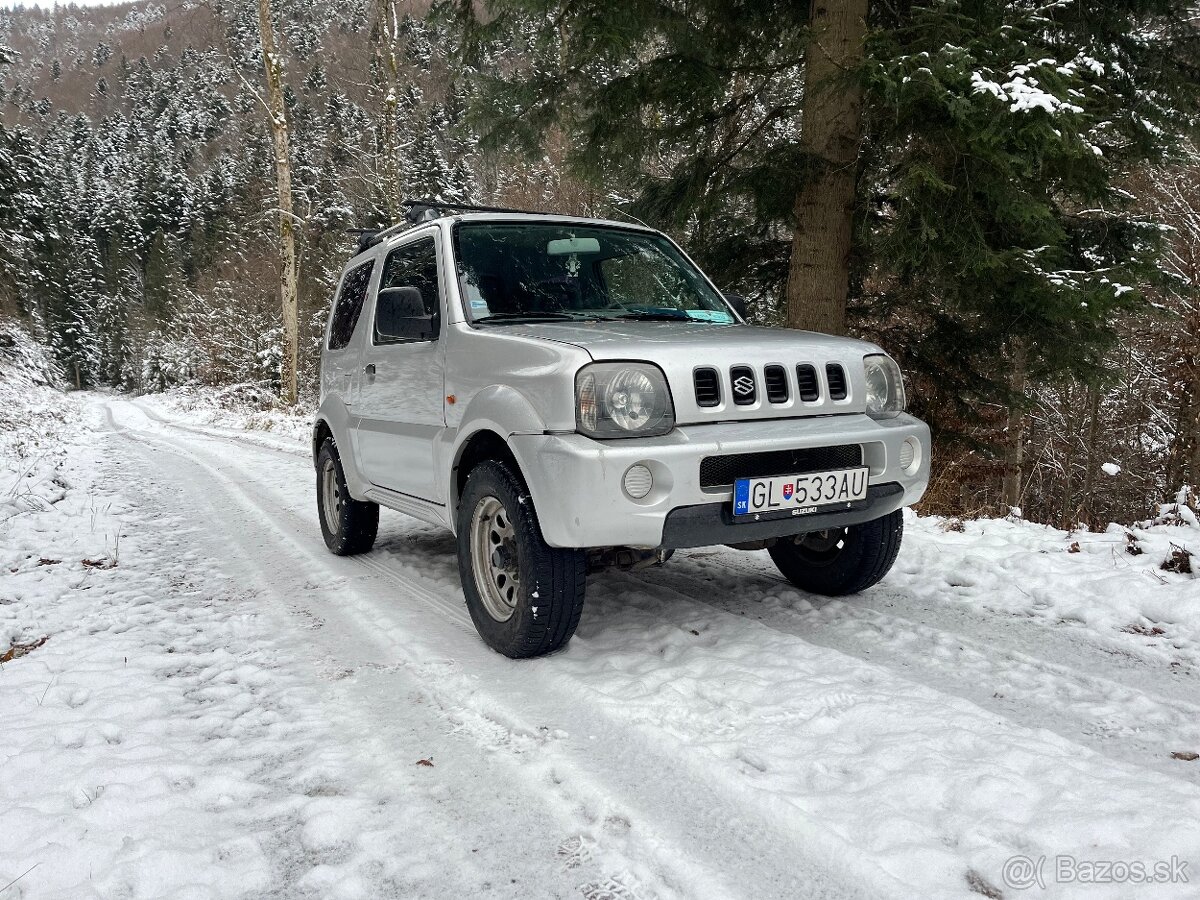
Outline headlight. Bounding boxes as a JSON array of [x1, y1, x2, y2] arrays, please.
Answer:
[[863, 354, 906, 418], [575, 362, 675, 439]]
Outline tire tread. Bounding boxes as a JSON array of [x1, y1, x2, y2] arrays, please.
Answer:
[[769, 509, 903, 596]]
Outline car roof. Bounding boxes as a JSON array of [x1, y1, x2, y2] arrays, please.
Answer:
[[344, 211, 659, 266], [445, 211, 657, 232]]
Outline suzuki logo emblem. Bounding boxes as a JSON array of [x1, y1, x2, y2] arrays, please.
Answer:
[[733, 375, 755, 397]]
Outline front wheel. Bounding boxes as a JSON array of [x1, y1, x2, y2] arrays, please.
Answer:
[[768, 509, 903, 596], [457, 460, 586, 658]]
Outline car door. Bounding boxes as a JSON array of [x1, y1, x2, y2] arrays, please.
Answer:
[[353, 231, 446, 501]]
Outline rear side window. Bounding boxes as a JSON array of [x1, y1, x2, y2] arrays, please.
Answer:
[[327, 260, 374, 350]]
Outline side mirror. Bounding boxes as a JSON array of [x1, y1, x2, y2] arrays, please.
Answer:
[[723, 292, 748, 321], [376, 286, 439, 342]]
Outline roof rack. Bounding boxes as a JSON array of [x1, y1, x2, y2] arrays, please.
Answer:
[[346, 222, 413, 257], [347, 200, 548, 257], [402, 198, 544, 218]]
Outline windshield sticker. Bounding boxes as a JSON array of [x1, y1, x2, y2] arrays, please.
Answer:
[[685, 309, 735, 324]]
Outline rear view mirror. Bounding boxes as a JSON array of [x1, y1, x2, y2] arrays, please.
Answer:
[[376, 286, 438, 342], [723, 292, 748, 321], [547, 237, 601, 256]]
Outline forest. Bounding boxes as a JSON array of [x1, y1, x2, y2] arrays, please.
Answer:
[[1, 0, 1198, 528]]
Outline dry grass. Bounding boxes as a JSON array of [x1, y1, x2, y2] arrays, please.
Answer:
[[0, 635, 48, 664]]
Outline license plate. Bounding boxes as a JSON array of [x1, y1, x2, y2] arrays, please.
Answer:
[[733, 467, 870, 518]]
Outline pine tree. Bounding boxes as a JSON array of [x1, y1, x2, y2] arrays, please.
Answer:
[[861, 0, 1200, 504], [406, 104, 453, 201]]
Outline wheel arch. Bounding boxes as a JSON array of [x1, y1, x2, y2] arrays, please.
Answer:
[[313, 396, 370, 500], [446, 385, 548, 521], [312, 418, 333, 465], [451, 428, 527, 518]]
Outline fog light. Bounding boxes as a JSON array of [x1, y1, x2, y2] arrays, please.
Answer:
[[899, 438, 920, 473], [623, 464, 654, 499]]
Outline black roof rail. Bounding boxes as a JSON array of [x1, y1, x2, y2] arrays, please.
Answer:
[[345, 222, 412, 256]]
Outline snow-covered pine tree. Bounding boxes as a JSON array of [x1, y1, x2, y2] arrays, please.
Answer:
[[862, 0, 1200, 507]]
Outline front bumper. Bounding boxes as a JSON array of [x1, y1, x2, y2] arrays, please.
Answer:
[[509, 413, 930, 549]]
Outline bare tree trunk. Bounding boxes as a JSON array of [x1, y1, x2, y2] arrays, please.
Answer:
[[1187, 360, 1200, 488], [258, 0, 299, 406], [1001, 342, 1028, 512], [786, 0, 868, 335], [1058, 384, 1080, 528], [374, 0, 403, 220], [1078, 383, 1101, 525]]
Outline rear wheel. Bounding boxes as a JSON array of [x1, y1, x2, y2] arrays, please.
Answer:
[[768, 509, 903, 596], [457, 460, 586, 658], [316, 438, 379, 556]]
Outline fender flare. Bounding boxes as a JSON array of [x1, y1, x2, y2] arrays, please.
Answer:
[[313, 396, 371, 501], [441, 385, 549, 514]]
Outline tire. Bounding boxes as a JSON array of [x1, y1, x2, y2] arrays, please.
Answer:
[[768, 509, 903, 596], [316, 437, 379, 556], [457, 459, 586, 658]]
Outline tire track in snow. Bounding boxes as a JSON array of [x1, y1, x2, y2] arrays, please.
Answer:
[[679, 544, 1200, 690], [617, 560, 1200, 783], [111, 400, 1200, 784], [131, 398, 310, 459], [100, 400, 882, 900]]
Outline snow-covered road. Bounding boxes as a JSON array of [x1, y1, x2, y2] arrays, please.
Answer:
[[4, 392, 1199, 899]]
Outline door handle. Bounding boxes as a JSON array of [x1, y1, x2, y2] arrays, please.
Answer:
[[364, 363, 376, 383]]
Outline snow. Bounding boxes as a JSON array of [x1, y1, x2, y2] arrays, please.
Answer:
[[3, 366, 1200, 898], [971, 62, 1085, 115], [1102, 462, 1122, 476]]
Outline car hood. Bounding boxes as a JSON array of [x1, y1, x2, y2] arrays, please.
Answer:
[[505, 321, 882, 424], [504, 321, 879, 359]]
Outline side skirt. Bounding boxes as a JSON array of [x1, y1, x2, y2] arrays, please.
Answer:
[[364, 485, 452, 531]]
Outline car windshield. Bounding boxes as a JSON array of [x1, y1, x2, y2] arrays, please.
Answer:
[[453, 222, 736, 325]]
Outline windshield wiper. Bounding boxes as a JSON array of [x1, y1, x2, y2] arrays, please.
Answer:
[[613, 311, 705, 322], [474, 312, 578, 325]]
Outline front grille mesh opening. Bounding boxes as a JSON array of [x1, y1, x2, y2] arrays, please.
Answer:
[[693, 367, 721, 407], [796, 364, 820, 401], [764, 365, 789, 404], [826, 363, 848, 400], [700, 444, 863, 491]]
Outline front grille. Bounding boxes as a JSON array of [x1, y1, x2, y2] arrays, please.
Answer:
[[826, 363, 848, 400], [796, 364, 820, 401], [693, 367, 721, 407], [700, 444, 863, 490], [764, 365, 789, 403], [729, 365, 757, 405]]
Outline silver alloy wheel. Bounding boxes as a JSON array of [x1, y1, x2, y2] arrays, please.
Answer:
[[321, 457, 342, 535], [470, 495, 520, 622]]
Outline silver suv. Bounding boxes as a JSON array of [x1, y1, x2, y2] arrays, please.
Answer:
[[314, 205, 930, 657]]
